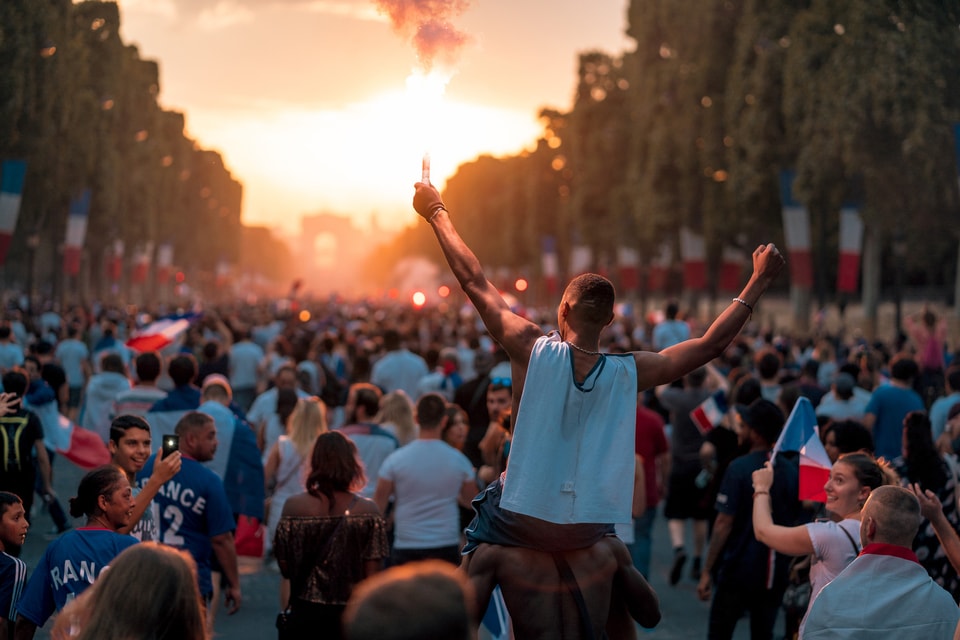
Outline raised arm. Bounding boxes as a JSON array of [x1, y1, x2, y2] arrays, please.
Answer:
[[413, 183, 541, 364], [634, 244, 784, 390], [751, 462, 814, 556], [912, 483, 960, 576]]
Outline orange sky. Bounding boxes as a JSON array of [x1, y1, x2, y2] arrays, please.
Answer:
[[115, 0, 632, 235]]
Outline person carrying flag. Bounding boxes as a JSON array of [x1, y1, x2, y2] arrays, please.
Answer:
[[751, 452, 889, 636], [696, 398, 807, 640]]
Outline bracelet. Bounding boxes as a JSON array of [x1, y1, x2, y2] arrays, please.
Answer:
[[429, 208, 445, 223], [732, 297, 753, 314], [752, 491, 770, 499]]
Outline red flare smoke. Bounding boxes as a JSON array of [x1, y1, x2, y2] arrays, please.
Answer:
[[374, 0, 470, 72]]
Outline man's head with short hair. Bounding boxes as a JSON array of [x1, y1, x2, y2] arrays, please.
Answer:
[[347, 383, 382, 423], [101, 352, 126, 374], [0, 326, 11, 341], [174, 411, 217, 462], [109, 415, 153, 478], [134, 352, 162, 384], [1, 369, 28, 398], [560, 274, 615, 328], [274, 364, 298, 391], [344, 560, 475, 640], [735, 398, 784, 447], [168, 354, 197, 387], [665, 301, 680, 320], [201, 374, 232, 404], [755, 349, 782, 381], [859, 485, 921, 548], [416, 393, 448, 431], [889, 354, 919, 383], [684, 367, 707, 388]]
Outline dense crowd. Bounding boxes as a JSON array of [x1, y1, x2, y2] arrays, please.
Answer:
[[0, 286, 958, 638]]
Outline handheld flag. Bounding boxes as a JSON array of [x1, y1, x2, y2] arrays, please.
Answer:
[[771, 396, 831, 502], [690, 390, 728, 435], [126, 313, 199, 353]]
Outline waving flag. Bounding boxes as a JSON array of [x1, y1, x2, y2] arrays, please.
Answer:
[[481, 586, 511, 640], [125, 313, 199, 353], [53, 414, 110, 470], [771, 396, 831, 502], [690, 390, 727, 435]]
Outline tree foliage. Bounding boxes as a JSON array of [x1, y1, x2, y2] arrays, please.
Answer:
[[372, 0, 960, 320], [0, 0, 283, 303]]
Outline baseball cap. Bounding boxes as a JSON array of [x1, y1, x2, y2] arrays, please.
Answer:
[[735, 398, 785, 443]]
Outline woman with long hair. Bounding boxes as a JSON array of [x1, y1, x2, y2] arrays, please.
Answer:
[[15, 466, 138, 635], [751, 453, 888, 634], [375, 391, 417, 447], [895, 410, 960, 600], [53, 542, 207, 640], [273, 431, 388, 639], [264, 396, 328, 556]]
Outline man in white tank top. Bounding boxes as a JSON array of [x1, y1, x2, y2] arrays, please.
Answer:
[[413, 182, 785, 631]]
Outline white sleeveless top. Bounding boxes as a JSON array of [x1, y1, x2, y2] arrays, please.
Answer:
[[500, 333, 638, 524]]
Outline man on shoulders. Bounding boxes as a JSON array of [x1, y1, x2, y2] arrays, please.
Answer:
[[374, 393, 476, 566], [804, 485, 960, 639]]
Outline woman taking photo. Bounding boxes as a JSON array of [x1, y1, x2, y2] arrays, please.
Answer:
[[15, 465, 138, 636], [751, 453, 886, 634], [273, 431, 388, 640]]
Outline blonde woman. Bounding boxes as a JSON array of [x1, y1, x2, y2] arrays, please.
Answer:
[[265, 397, 328, 557], [375, 390, 418, 447]]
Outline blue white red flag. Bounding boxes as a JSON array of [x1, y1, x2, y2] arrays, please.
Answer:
[[126, 313, 200, 353], [54, 414, 111, 470], [481, 586, 511, 640], [690, 390, 727, 434], [771, 396, 831, 502]]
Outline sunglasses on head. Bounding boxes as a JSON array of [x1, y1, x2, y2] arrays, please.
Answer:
[[489, 377, 512, 390]]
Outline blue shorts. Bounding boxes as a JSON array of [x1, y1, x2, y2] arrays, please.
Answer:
[[462, 476, 614, 554]]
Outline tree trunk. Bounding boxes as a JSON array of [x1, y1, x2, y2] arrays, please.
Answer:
[[861, 226, 881, 341], [790, 286, 810, 334]]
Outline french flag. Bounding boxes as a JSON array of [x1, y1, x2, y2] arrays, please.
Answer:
[[125, 313, 199, 353], [481, 586, 511, 640], [690, 390, 727, 435], [771, 397, 831, 502], [53, 414, 111, 470]]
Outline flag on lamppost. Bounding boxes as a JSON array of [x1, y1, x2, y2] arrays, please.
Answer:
[[779, 171, 813, 289], [63, 190, 91, 277]]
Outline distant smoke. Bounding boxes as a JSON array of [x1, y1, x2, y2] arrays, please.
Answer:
[[373, 0, 470, 72]]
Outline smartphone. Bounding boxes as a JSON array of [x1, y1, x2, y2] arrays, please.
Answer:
[[161, 435, 179, 459]]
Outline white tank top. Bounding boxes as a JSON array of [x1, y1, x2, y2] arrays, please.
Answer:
[[500, 333, 638, 524]]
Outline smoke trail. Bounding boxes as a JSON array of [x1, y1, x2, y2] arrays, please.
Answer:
[[373, 0, 471, 73]]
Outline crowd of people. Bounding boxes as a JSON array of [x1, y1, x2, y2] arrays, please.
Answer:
[[0, 187, 957, 638]]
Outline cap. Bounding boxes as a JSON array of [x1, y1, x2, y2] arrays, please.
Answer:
[[735, 398, 785, 442]]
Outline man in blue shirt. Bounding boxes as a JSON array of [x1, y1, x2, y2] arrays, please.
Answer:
[[138, 411, 241, 618], [863, 355, 924, 460]]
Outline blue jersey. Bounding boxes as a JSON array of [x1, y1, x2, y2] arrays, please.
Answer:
[[138, 455, 235, 596], [0, 550, 26, 632], [16, 528, 137, 627]]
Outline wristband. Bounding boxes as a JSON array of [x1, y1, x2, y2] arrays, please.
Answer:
[[752, 491, 770, 499], [429, 208, 445, 223], [733, 297, 753, 314]]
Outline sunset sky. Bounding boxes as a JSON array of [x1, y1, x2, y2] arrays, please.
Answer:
[[115, 0, 632, 234]]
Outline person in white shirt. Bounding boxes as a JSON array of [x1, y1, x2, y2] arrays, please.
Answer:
[[374, 393, 477, 566]]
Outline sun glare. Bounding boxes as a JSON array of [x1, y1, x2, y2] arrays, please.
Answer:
[[188, 82, 542, 233]]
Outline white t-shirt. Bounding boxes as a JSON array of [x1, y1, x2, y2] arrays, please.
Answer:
[[379, 439, 474, 549]]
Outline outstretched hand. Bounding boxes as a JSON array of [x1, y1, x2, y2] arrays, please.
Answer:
[[911, 482, 945, 523], [413, 182, 445, 220], [752, 243, 786, 283]]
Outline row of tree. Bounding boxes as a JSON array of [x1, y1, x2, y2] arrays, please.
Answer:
[[0, 1, 292, 306], [366, 0, 960, 335]]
